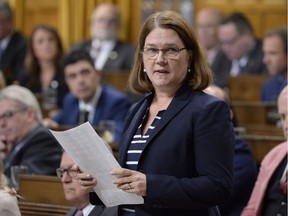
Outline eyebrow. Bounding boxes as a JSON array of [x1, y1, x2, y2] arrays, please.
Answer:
[[144, 43, 181, 47]]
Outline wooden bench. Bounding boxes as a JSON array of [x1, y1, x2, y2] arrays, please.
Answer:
[[240, 133, 285, 165], [101, 71, 130, 93], [232, 101, 278, 127], [228, 75, 269, 101], [19, 201, 71, 216], [18, 175, 71, 206]]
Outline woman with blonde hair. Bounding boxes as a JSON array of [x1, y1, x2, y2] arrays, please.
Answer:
[[0, 160, 21, 216]]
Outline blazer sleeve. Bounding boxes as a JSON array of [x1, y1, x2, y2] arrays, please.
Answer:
[[144, 99, 235, 209]]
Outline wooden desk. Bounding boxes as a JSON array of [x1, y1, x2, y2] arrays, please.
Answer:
[[18, 175, 71, 206], [232, 101, 278, 127], [101, 71, 130, 93], [228, 75, 269, 101], [240, 134, 285, 165], [19, 201, 71, 216]]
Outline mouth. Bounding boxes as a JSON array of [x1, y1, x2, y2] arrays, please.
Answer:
[[154, 69, 169, 74]]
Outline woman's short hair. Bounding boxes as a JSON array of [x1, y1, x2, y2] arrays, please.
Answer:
[[128, 10, 213, 94], [0, 85, 42, 121]]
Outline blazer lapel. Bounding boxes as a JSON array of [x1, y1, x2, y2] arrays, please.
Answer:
[[142, 86, 192, 150], [118, 96, 152, 166]]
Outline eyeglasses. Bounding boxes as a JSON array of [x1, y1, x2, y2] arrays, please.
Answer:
[[0, 108, 27, 122], [56, 168, 79, 178], [142, 47, 186, 59], [220, 35, 242, 46]]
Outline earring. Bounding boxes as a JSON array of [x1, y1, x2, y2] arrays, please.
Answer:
[[144, 69, 147, 73], [188, 68, 191, 73]]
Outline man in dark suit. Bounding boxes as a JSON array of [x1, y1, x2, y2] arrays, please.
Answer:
[[0, 85, 62, 178], [212, 12, 267, 88], [72, 3, 134, 72], [0, 2, 27, 85], [261, 26, 287, 102], [43, 50, 131, 143], [58, 151, 117, 216]]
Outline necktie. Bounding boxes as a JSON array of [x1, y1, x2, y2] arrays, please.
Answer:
[[79, 109, 89, 124], [74, 209, 84, 216]]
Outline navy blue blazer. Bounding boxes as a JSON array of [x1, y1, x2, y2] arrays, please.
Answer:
[[261, 74, 288, 102], [53, 85, 131, 143], [90, 85, 235, 216], [219, 136, 257, 216]]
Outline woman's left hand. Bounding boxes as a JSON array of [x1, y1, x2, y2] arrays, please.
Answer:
[[111, 168, 147, 196]]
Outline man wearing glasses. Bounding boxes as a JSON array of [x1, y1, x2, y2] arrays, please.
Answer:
[[0, 85, 62, 178], [57, 151, 117, 216], [212, 12, 267, 88]]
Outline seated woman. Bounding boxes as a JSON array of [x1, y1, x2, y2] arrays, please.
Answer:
[[19, 24, 68, 117]]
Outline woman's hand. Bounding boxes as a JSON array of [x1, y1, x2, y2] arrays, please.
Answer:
[[111, 168, 147, 196], [77, 171, 97, 192]]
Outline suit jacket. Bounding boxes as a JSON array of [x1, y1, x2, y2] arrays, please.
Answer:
[[72, 39, 135, 71], [4, 123, 62, 178], [219, 136, 258, 216], [261, 74, 288, 102], [90, 85, 235, 216], [0, 31, 27, 85], [241, 141, 288, 216], [53, 85, 131, 143], [211, 39, 267, 88], [66, 206, 118, 216]]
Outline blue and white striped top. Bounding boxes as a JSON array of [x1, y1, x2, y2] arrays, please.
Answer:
[[122, 109, 165, 215], [126, 109, 165, 170]]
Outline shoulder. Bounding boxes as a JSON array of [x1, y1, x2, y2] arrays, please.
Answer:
[[101, 85, 129, 100]]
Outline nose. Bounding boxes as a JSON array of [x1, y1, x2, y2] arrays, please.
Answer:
[[61, 172, 72, 183], [155, 50, 167, 64]]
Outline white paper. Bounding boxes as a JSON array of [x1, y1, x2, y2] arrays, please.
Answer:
[[50, 122, 144, 207]]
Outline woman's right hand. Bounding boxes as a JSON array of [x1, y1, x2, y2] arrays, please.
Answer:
[[77, 172, 97, 192]]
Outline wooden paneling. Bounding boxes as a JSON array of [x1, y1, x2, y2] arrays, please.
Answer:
[[18, 175, 71, 206], [7, 0, 287, 52], [194, 0, 287, 38]]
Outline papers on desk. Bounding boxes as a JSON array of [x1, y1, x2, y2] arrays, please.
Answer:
[[50, 122, 144, 207]]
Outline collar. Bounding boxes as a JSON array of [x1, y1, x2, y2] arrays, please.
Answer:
[[91, 39, 116, 51], [82, 203, 95, 216]]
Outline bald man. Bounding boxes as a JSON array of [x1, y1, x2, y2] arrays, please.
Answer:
[[241, 86, 287, 216], [195, 8, 223, 66]]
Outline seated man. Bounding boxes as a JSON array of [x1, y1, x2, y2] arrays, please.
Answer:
[[72, 3, 134, 72], [43, 50, 131, 143], [204, 85, 258, 216], [58, 151, 117, 216], [261, 26, 287, 102], [0, 85, 62, 178], [213, 12, 267, 88], [241, 86, 287, 216]]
